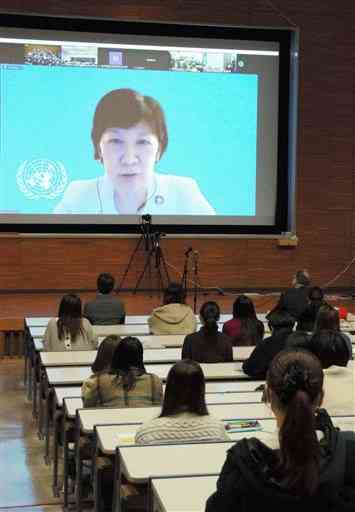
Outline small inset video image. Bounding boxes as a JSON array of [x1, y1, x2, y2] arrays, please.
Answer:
[[170, 51, 204, 72], [61, 45, 97, 66], [203, 53, 226, 72], [108, 50, 123, 66], [224, 54, 238, 72], [24, 44, 61, 66]]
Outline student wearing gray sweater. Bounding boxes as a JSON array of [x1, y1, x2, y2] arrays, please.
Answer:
[[135, 359, 227, 445]]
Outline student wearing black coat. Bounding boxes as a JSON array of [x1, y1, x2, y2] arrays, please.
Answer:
[[206, 350, 355, 512], [267, 270, 310, 321], [242, 311, 295, 380]]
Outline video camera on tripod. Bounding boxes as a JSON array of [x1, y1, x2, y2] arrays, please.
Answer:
[[118, 214, 170, 295], [141, 214, 152, 251]]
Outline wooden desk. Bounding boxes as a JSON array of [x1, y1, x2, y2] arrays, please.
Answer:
[[30, 323, 152, 338], [151, 475, 218, 512], [77, 402, 272, 435], [92, 414, 355, 512], [40, 347, 253, 368], [67, 400, 269, 510], [45, 362, 248, 388], [54, 387, 262, 409], [74, 402, 269, 512], [26, 317, 51, 327], [117, 441, 235, 485], [96, 418, 277, 455]]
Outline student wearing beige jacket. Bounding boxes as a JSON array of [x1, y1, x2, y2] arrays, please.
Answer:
[[148, 282, 197, 335]]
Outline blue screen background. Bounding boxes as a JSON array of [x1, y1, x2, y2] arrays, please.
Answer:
[[0, 65, 257, 215]]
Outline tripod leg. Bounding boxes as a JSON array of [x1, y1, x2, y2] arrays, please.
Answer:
[[159, 250, 171, 286], [155, 250, 165, 298], [133, 248, 155, 294], [117, 235, 144, 293]]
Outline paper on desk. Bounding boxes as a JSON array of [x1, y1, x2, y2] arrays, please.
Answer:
[[116, 432, 136, 445]]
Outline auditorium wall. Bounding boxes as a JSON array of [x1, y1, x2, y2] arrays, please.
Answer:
[[0, 0, 353, 291]]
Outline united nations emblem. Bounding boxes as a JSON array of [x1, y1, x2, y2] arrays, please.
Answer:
[[16, 159, 68, 200]]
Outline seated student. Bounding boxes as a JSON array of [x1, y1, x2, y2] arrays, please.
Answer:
[[43, 293, 98, 351], [308, 306, 352, 367], [57, 335, 122, 482], [223, 295, 264, 346], [148, 282, 197, 334], [267, 269, 310, 321], [242, 310, 295, 380], [83, 272, 125, 325], [86, 335, 121, 378], [206, 349, 355, 512], [81, 336, 163, 407], [296, 286, 326, 332], [135, 360, 228, 444], [182, 301, 233, 363]]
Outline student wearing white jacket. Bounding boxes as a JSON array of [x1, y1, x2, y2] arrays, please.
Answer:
[[54, 88, 215, 215]]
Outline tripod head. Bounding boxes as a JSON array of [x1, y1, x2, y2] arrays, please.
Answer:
[[151, 231, 166, 249], [140, 214, 152, 251]]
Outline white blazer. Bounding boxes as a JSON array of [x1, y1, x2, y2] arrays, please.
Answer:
[[53, 173, 215, 215]]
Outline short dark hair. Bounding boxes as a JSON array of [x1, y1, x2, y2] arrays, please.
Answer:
[[268, 310, 296, 330], [111, 336, 146, 390], [309, 331, 350, 368], [91, 88, 168, 160], [163, 282, 186, 305], [160, 360, 208, 417], [308, 286, 324, 302], [97, 272, 115, 294], [232, 295, 257, 319], [295, 270, 310, 287], [91, 335, 121, 373], [314, 305, 340, 332]]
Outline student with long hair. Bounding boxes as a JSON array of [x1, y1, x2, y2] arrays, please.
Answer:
[[82, 336, 163, 407], [148, 282, 197, 335], [135, 360, 227, 444], [83, 335, 121, 383], [182, 302, 232, 363], [43, 293, 97, 351], [223, 295, 264, 346], [206, 349, 355, 511]]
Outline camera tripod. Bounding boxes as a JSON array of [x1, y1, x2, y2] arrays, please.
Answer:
[[134, 231, 170, 295], [117, 215, 170, 295]]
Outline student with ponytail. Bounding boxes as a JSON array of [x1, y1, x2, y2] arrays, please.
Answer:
[[181, 301, 233, 363], [206, 349, 355, 511]]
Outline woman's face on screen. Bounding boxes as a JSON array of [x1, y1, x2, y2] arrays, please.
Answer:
[[99, 122, 160, 191]]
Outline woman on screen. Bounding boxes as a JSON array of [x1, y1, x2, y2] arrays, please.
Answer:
[[54, 88, 215, 215]]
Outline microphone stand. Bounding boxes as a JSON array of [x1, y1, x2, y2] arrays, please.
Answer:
[[193, 250, 199, 314], [181, 248, 192, 297]]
